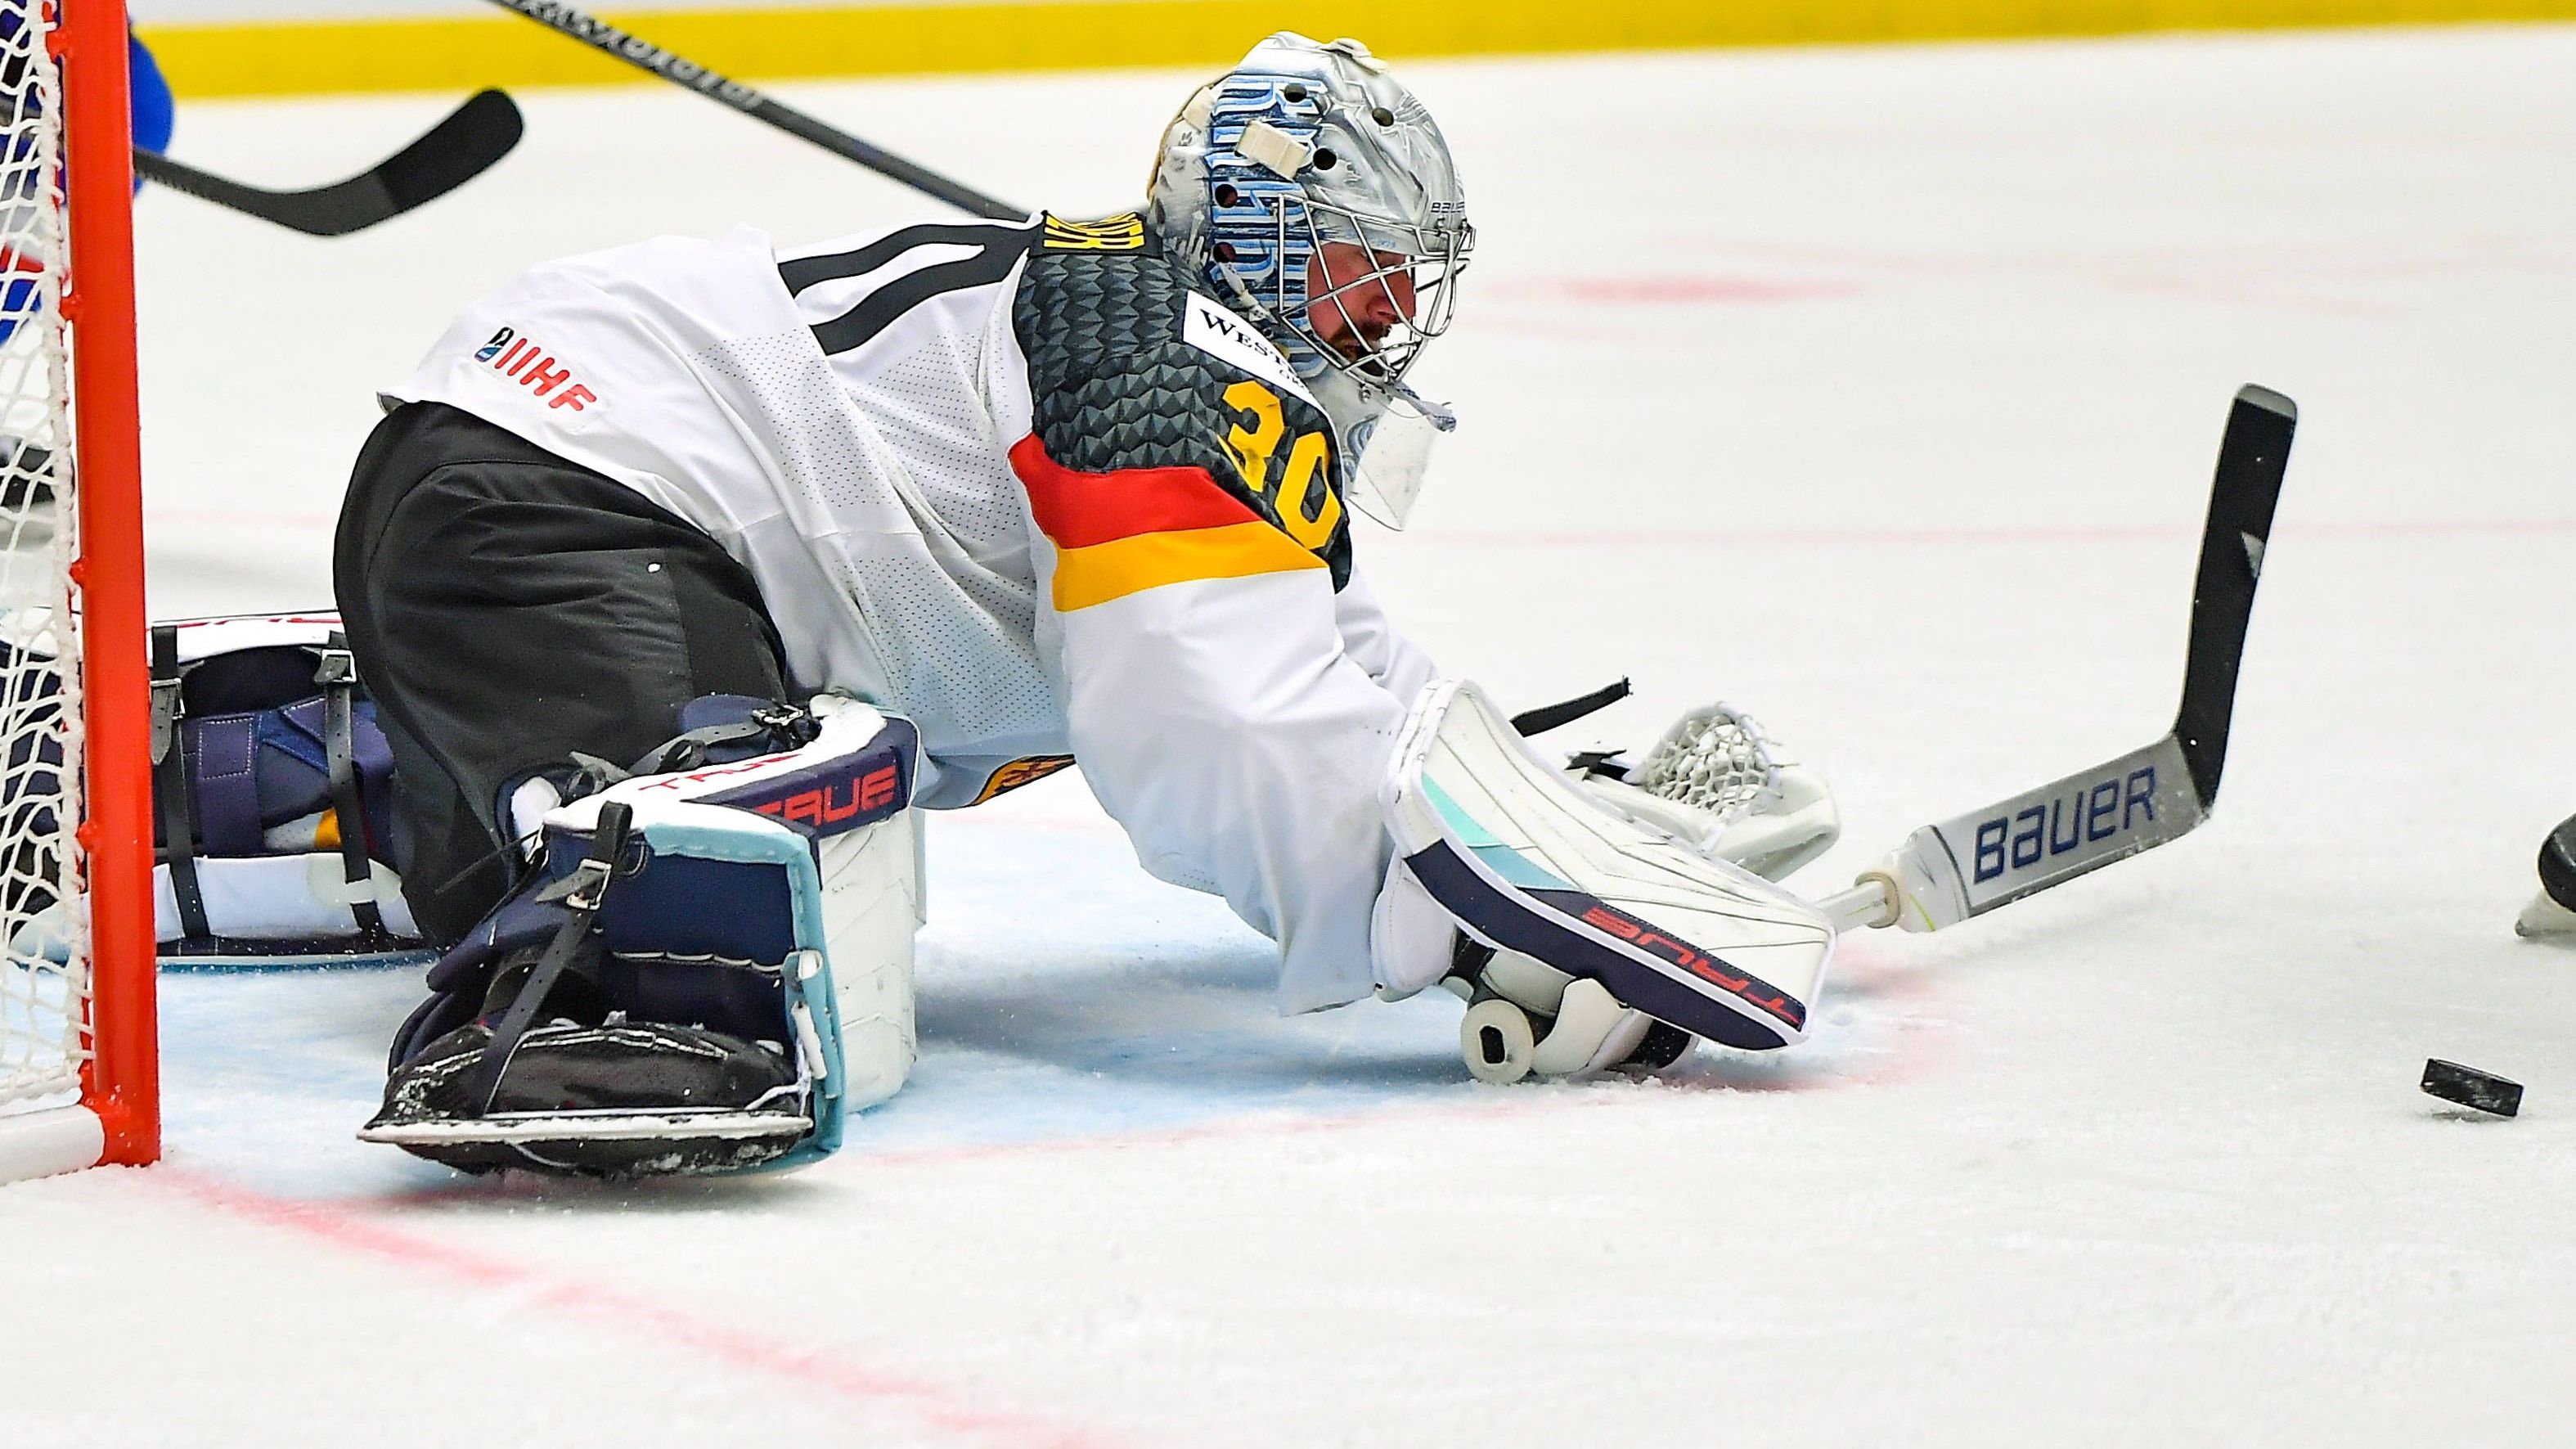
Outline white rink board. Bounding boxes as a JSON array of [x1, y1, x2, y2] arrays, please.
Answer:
[[18, 25, 2576, 1447]]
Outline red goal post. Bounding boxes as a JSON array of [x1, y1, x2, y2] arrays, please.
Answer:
[[0, 0, 158, 1182]]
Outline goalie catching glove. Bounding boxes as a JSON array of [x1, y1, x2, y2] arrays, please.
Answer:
[[361, 695, 922, 1177], [1566, 700, 1839, 884], [1376, 681, 1836, 1085]]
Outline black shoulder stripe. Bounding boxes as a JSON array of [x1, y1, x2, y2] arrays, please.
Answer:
[[779, 221, 1030, 294], [780, 221, 1039, 357]]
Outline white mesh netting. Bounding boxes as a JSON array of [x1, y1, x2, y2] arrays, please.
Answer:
[[0, 0, 89, 1117], [1631, 704, 1778, 822]]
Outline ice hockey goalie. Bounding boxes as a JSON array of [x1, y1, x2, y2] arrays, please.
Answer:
[[308, 32, 1841, 1177]]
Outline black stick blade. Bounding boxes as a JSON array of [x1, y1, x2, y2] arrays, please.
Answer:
[[136, 88, 523, 237], [378, 88, 525, 212], [2171, 384, 2296, 809]]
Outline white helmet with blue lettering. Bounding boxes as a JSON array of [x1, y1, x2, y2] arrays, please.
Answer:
[[1147, 33, 1472, 528]]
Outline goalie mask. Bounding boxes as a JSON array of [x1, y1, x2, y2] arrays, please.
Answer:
[[1146, 32, 1472, 529]]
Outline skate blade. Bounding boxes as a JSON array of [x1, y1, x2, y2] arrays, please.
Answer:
[[359, 1109, 811, 1146]]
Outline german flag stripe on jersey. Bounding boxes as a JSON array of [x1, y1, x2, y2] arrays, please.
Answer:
[[1010, 434, 1324, 610]]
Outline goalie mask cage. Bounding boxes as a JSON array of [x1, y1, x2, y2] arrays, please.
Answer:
[[0, 0, 158, 1182]]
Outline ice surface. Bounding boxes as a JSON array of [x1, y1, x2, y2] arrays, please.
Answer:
[[14, 25, 2576, 1447]]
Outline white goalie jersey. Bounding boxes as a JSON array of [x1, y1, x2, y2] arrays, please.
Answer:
[[385, 214, 1436, 1012]]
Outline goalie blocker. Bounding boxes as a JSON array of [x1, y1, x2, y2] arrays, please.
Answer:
[[361, 694, 923, 1177]]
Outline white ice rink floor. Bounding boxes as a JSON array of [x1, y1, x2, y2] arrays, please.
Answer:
[[14, 23, 2576, 1445]]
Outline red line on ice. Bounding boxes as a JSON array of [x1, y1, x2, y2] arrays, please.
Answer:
[[152, 1165, 1136, 1449], [1405, 516, 2576, 551], [1485, 275, 1868, 305]]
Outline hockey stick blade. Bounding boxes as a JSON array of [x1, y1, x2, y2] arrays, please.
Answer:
[[135, 89, 524, 236], [2172, 383, 2296, 808], [1826, 385, 2296, 931]]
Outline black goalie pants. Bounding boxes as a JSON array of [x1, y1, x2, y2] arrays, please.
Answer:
[[334, 401, 788, 944]]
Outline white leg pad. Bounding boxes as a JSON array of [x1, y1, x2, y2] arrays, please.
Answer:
[[820, 808, 919, 1110]]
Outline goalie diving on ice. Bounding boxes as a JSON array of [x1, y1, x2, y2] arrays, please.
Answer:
[[164, 26, 2296, 1177], [312, 31, 1502, 1177]]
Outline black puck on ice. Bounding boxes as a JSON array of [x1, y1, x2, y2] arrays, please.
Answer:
[[2421, 1060, 2522, 1118]]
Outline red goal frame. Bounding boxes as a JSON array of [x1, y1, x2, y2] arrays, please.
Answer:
[[0, 0, 157, 1181], [68, 0, 158, 1169]]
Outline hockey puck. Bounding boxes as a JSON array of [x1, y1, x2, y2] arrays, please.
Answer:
[[2421, 1059, 2522, 1118]]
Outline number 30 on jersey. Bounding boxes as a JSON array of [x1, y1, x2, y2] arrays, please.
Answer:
[[1221, 380, 1342, 551]]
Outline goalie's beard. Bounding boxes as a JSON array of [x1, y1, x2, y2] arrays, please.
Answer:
[[1293, 249, 1459, 389]]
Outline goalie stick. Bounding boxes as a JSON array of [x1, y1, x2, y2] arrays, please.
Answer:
[[479, 0, 1025, 222], [1816, 384, 2298, 934], [133, 89, 524, 237]]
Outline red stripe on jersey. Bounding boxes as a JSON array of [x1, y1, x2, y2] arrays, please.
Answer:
[[1009, 434, 1260, 548]]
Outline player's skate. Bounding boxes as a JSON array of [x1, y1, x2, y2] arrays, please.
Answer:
[[1567, 700, 1839, 884], [1382, 681, 1835, 1085], [362, 695, 923, 1177]]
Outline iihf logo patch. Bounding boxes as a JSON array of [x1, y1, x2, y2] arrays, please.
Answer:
[[473, 324, 600, 413]]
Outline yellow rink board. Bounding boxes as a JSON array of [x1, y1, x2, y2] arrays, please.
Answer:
[[146, 0, 2576, 99]]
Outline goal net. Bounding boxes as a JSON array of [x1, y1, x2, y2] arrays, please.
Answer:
[[0, 0, 157, 1184]]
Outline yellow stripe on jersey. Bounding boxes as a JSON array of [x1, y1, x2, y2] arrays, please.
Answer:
[[1053, 521, 1324, 611]]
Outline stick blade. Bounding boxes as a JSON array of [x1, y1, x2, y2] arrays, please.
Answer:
[[2173, 384, 2298, 808], [376, 88, 525, 212], [2234, 382, 2297, 423], [135, 88, 523, 237]]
